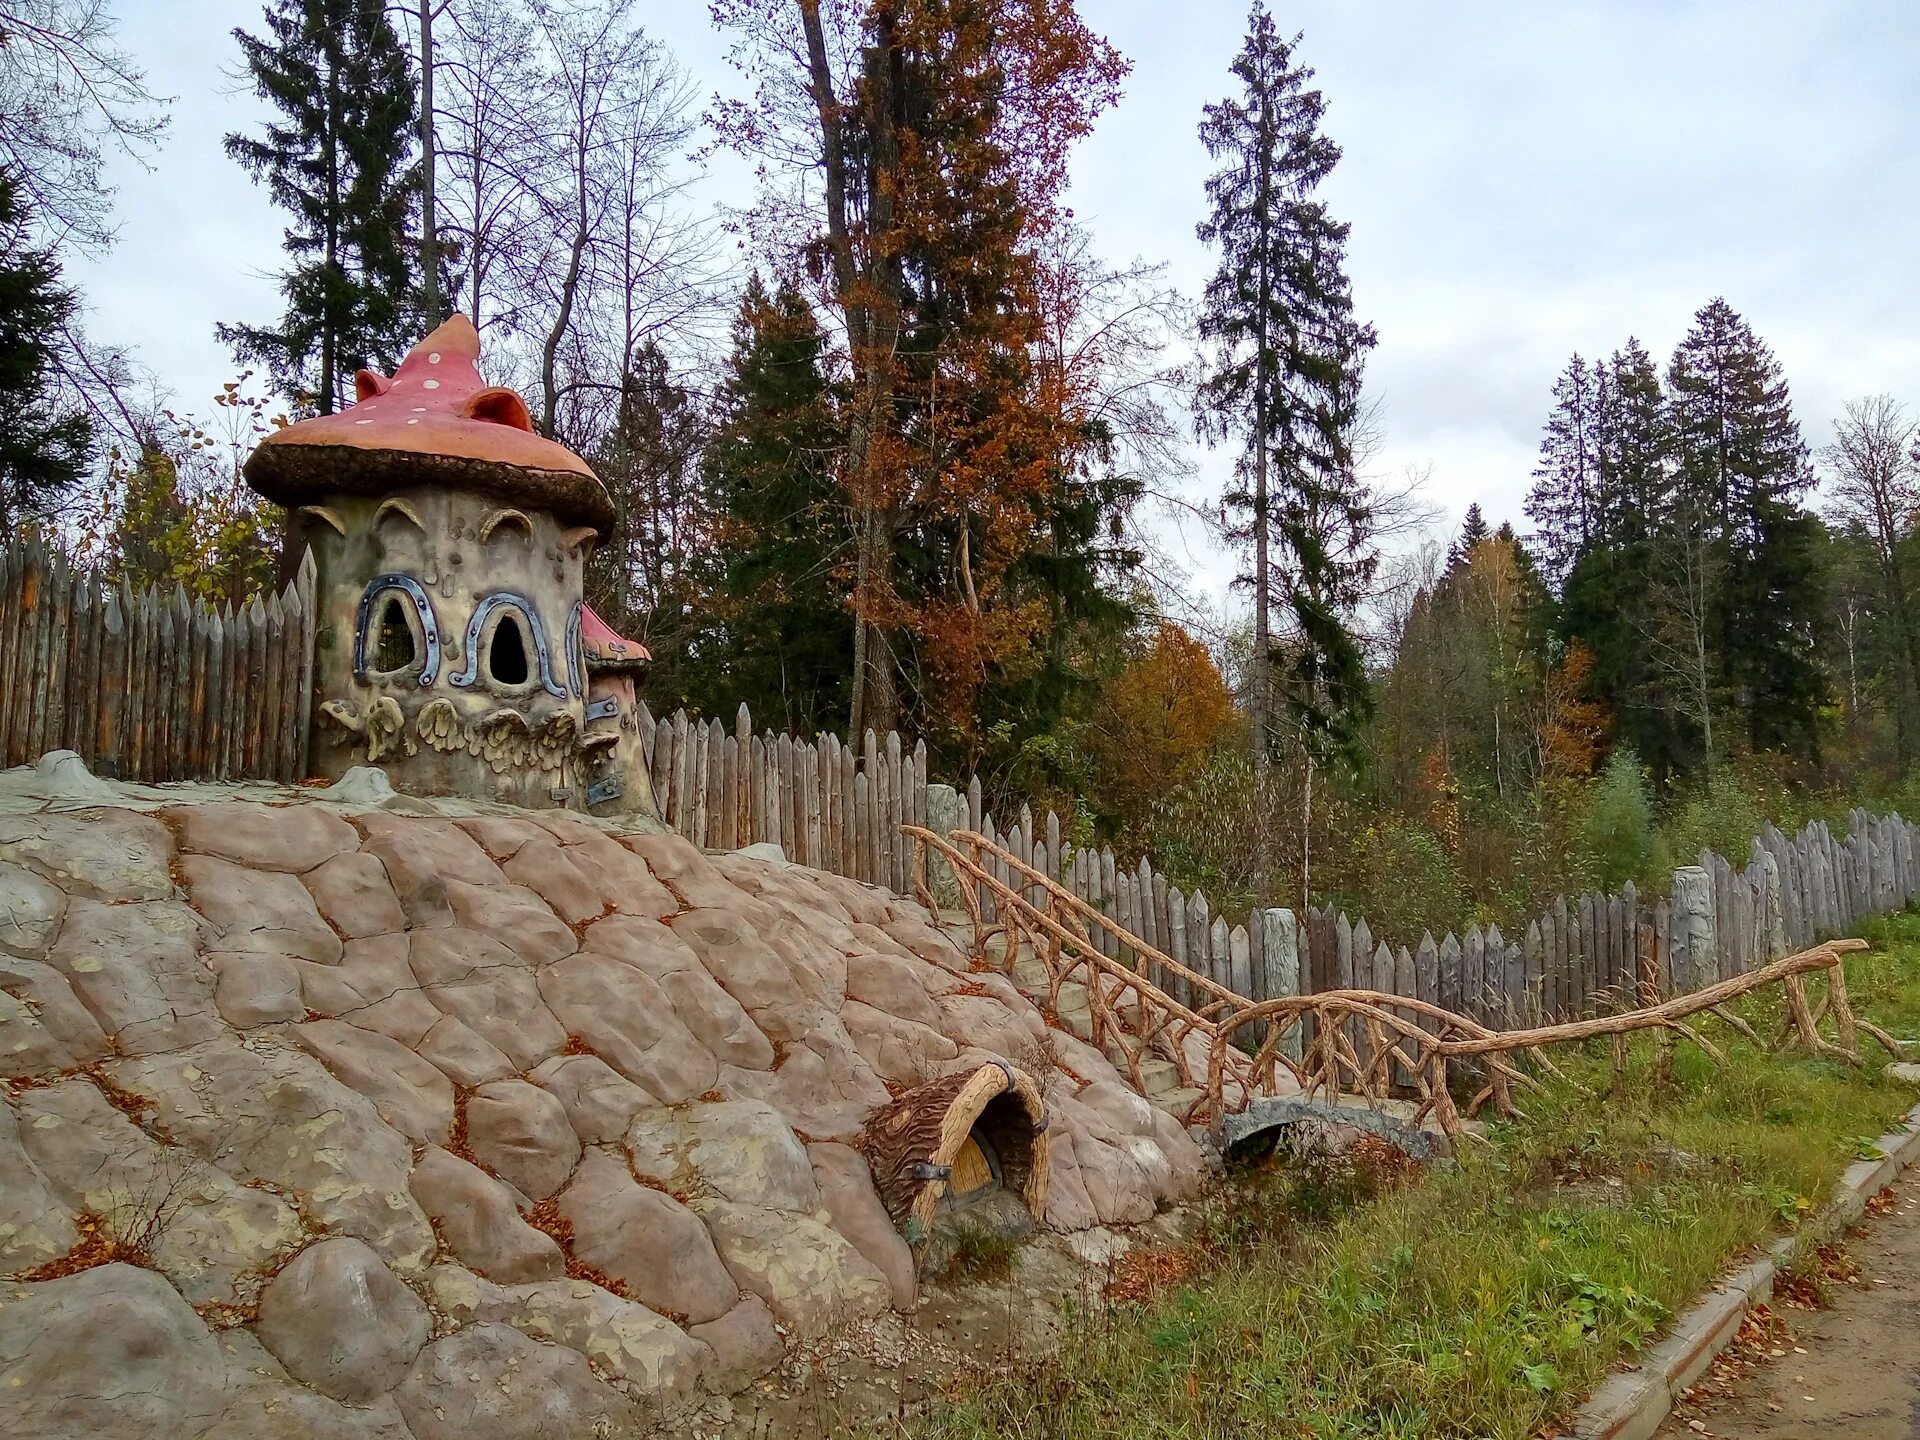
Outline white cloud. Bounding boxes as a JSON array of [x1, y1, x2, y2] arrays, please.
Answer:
[[68, 0, 1920, 596]]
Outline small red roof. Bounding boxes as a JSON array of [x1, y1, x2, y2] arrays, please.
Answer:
[[245, 315, 615, 536], [581, 604, 650, 673]]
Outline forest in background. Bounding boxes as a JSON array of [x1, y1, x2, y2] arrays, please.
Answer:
[[4, 0, 1920, 950]]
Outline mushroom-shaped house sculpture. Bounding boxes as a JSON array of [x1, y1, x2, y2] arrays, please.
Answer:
[[244, 314, 655, 815], [857, 1061, 1050, 1254]]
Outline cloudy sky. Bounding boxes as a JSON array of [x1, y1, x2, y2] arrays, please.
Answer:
[[69, 0, 1920, 611]]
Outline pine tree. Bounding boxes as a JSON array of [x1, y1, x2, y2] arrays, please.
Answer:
[[1447, 502, 1490, 574], [1561, 337, 1690, 777], [1667, 299, 1807, 529], [1525, 353, 1601, 588], [586, 340, 708, 697], [1725, 496, 1827, 756], [1666, 298, 1826, 757], [1593, 338, 1668, 545], [219, 0, 420, 414], [1196, 3, 1377, 789], [0, 173, 92, 539], [694, 275, 853, 732]]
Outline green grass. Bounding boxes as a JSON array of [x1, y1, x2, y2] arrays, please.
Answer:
[[934, 1215, 1024, 1283], [908, 911, 1920, 1440]]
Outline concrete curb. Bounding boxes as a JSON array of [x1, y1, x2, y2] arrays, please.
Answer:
[[1568, 1099, 1920, 1440]]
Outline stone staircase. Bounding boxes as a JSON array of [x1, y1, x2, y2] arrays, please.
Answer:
[[951, 919, 1205, 1118]]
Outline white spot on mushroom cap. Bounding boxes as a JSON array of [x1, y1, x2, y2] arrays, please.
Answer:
[[423, 379, 441, 390], [407, 418, 420, 425], [429, 351, 442, 363]]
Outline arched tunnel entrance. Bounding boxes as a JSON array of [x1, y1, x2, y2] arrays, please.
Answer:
[[856, 1062, 1050, 1264]]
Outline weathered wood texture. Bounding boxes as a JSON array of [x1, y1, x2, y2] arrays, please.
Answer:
[[1, 539, 315, 784], [19, 535, 1910, 1016], [639, 691, 1920, 1025]]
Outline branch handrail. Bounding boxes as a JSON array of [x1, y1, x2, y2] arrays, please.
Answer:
[[917, 826, 1254, 1013], [905, 826, 1900, 1138], [904, 823, 1242, 1104]]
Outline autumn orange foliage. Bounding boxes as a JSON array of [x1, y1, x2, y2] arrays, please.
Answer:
[[712, 0, 1128, 736], [1089, 623, 1241, 843], [1538, 642, 1611, 785]]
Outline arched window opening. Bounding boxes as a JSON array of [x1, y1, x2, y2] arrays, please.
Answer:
[[354, 576, 438, 685], [374, 594, 416, 673], [450, 592, 567, 697], [566, 602, 587, 699], [488, 612, 531, 686]]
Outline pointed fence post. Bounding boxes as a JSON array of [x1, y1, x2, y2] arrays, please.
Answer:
[[1672, 865, 1716, 995], [1257, 908, 1300, 1061]]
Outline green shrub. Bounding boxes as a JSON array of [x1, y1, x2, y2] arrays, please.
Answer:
[[1659, 774, 1772, 870], [1580, 748, 1659, 890], [1340, 819, 1470, 944], [1150, 748, 1266, 916]]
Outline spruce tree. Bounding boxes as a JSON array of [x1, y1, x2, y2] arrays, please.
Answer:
[[1447, 502, 1490, 574], [1195, 3, 1377, 787], [694, 276, 852, 731], [1560, 337, 1691, 776], [1525, 353, 1601, 588], [587, 340, 708, 699], [1666, 298, 1826, 757], [219, 0, 420, 414], [0, 173, 92, 539], [1594, 338, 1668, 545]]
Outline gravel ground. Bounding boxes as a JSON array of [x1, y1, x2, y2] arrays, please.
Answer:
[[1654, 1167, 1920, 1440]]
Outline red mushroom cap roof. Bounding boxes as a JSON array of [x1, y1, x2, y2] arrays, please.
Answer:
[[243, 315, 615, 537], [581, 603, 651, 673]]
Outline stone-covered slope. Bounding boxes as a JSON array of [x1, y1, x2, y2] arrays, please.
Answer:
[[0, 796, 1204, 1438]]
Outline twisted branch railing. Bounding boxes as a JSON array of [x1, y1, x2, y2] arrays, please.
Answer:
[[907, 827, 1901, 1139]]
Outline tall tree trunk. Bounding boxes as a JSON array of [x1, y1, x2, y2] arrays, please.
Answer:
[[1300, 751, 1313, 916], [418, 0, 440, 324], [851, 511, 897, 738], [539, 128, 589, 439], [799, 0, 903, 738], [539, 223, 586, 438], [1694, 613, 1713, 774], [1248, 87, 1274, 905], [321, 50, 341, 414]]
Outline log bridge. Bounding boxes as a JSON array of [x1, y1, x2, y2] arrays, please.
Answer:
[[906, 826, 1901, 1141]]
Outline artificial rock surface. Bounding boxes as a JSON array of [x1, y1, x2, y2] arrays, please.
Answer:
[[0, 781, 1209, 1438]]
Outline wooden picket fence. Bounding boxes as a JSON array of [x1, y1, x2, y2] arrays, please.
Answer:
[[2, 536, 1911, 1026], [636, 702, 928, 894], [0, 537, 315, 784], [641, 699, 1920, 1023], [959, 804, 1920, 1026]]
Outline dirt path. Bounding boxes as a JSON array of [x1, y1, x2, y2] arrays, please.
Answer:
[[1652, 1167, 1920, 1440]]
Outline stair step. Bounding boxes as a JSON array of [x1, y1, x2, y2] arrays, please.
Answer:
[[937, 922, 990, 970], [1098, 1035, 1136, 1068], [1052, 990, 1098, 1029], [1132, 1057, 1180, 1098], [1010, 955, 1050, 991], [1151, 1085, 1206, 1118], [1055, 992, 1094, 1042], [981, 932, 1034, 969]]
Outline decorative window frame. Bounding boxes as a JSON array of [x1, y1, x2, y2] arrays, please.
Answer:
[[353, 575, 441, 686], [565, 601, 588, 699], [450, 591, 568, 699]]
